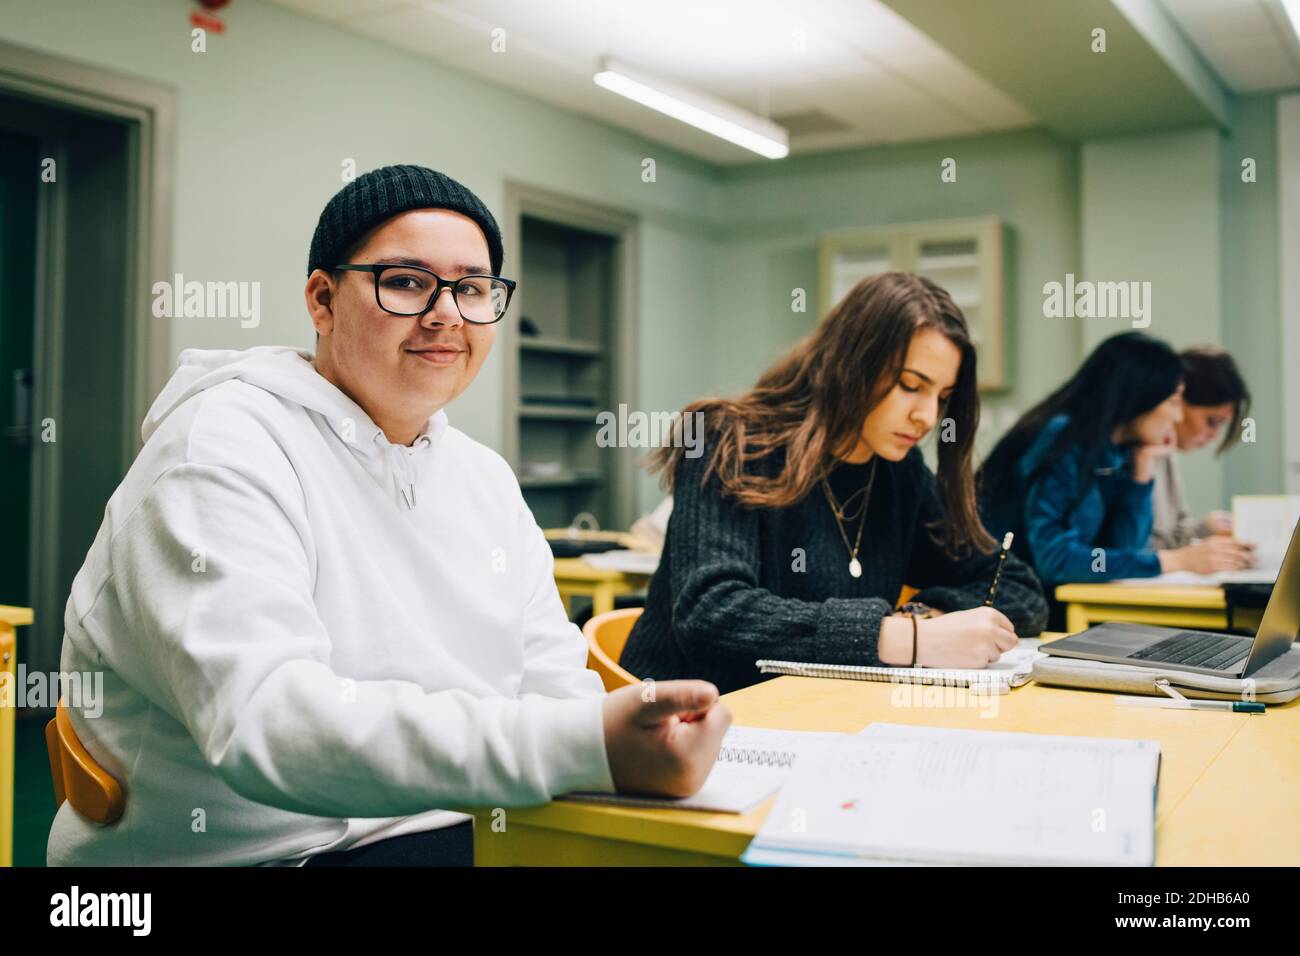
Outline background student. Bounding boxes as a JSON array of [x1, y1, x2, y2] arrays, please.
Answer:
[[618, 272, 1048, 694], [979, 333, 1254, 623], [1149, 346, 1252, 549]]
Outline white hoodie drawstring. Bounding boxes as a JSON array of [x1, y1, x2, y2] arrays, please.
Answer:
[[377, 433, 432, 511]]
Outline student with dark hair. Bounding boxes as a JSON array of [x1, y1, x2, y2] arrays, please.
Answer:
[[619, 272, 1048, 695], [1149, 346, 1253, 549], [979, 334, 1254, 624]]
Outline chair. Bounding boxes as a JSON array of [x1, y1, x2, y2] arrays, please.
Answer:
[[45, 700, 124, 825], [583, 608, 642, 691], [582, 589, 920, 692]]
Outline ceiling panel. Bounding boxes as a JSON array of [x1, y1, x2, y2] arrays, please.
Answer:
[[1159, 0, 1300, 93], [261, 0, 1042, 163]]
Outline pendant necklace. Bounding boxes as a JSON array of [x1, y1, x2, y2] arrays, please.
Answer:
[[821, 458, 878, 579]]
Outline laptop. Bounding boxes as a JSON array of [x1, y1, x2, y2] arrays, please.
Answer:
[[1042, 516, 1300, 677]]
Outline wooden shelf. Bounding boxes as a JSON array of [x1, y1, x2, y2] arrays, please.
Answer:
[[520, 336, 602, 357], [519, 470, 604, 489], [508, 191, 636, 531], [518, 403, 599, 421]]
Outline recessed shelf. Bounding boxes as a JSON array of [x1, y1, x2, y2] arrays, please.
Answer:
[[520, 336, 602, 357], [519, 469, 604, 489], [511, 195, 634, 532], [518, 403, 601, 421]]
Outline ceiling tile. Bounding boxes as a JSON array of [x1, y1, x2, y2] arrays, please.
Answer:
[[1159, 0, 1300, 92], [262, 0, 1042, 163]]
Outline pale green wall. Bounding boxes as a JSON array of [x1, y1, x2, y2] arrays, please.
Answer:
[[0, 0, 722, 490], [706, 117, 1284, 521], [1080, 126, 1224, 516], [1220, 95, 1283, 501], [629, 215, 722, 508], [710, 128, 1083, 463], [1076, 106, 1287, 518], [0, 0, 1287, 521]]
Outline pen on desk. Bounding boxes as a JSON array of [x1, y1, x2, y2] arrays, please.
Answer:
[[1116, 696, 1266, 714], [984, 532, 1013, 607]]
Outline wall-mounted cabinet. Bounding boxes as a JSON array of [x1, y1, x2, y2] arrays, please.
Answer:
[[504, 185, 638, 530], [818, 216, 1008, 391]]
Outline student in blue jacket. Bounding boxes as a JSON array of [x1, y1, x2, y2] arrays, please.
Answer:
[[979, 333, 1253, 623]]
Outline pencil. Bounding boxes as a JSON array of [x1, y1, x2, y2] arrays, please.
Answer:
[[984, 532, 1014, 607]]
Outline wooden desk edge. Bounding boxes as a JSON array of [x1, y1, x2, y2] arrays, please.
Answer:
[[1054, 583, 1228, 608], [0, 606, 34, 627]]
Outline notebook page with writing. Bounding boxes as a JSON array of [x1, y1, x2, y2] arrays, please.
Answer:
[[744, 724, 1160, 866], [562, 726, 844, 813]]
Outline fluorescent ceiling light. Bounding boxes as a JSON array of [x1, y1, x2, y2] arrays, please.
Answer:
[[593, 57, 789, 160]]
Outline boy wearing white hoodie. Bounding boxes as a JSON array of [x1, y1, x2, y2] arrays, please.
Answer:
[[48, 165, 730, 866]]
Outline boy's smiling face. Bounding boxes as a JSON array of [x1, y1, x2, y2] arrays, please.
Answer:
[[307, 209, 497, 445]]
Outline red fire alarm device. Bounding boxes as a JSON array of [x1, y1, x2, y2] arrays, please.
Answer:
[[191, 0, 229, 34]]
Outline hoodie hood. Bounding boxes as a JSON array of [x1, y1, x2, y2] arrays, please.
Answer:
[[143, 346, 448, 510]]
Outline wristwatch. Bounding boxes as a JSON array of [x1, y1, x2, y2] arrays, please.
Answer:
[[898, 600, 938, 619]]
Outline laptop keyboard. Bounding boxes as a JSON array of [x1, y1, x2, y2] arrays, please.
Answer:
[[1128, 632, 1249, 671]]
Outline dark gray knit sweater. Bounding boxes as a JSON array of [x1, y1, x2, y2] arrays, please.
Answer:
[[619, 443, 1049, 694]]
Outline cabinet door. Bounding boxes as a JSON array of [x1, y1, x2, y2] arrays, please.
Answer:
[[819, 232, 908, 315], [904, 219, 1005, 391]]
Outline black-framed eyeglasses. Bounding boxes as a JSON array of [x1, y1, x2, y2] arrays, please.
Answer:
[[334, 263, 516, 324]]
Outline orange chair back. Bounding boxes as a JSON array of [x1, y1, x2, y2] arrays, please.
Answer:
[[583, 608, 642, 691], [45, 700, 125, 825], [582, 591, 917, 693]]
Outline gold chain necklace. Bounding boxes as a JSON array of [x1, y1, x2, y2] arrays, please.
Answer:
[[821, 458, 878, 579]]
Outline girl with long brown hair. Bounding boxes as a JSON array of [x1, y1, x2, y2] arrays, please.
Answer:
[[619, 271, 1048, 693]]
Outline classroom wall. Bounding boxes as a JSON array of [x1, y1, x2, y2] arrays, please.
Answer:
[[710, 128, 1084, 463], [1076, 102, 1286, 518], [709, 110, 1286, 520], [0, 0, 723, 494], [1080, 126, 1224, 515], [0, 0, 1287, 521], [1219, 95, 1283, 501]]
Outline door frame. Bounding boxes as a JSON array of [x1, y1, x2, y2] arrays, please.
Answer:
[[0, 40, 174, 671], [502, 180, 640, 530]]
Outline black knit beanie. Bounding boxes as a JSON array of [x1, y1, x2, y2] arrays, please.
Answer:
[[307, 164, 503, 276]]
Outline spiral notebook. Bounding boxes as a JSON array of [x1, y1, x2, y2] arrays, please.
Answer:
[[756, 640, 1043, 693], [562, 726, 842, 813]]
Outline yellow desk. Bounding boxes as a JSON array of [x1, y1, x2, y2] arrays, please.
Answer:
[[0, 605, 33, 868], [468, 637, 1298, 866], [551, 559, 653, 619], [546, 530, 655, 619], [1056, 582, 1264, 634]]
